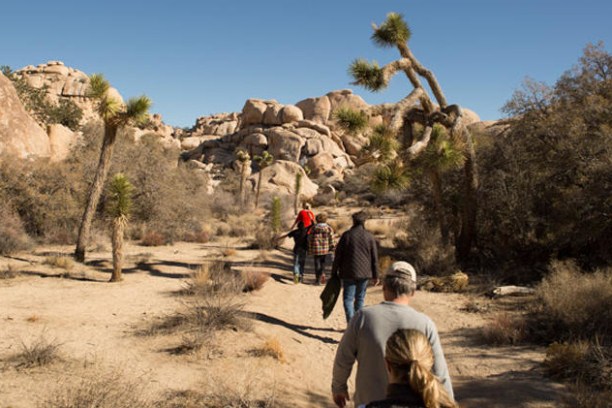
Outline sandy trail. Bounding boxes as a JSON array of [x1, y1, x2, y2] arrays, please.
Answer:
[[0, 242, 566, 407]]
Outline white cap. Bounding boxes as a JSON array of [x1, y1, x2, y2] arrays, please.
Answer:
[[386, 261, 417, 283]]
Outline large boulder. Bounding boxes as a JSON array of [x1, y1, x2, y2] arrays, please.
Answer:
[[341, 133, 369, 156], [266, 128, 305, 162], [263, 102, 283, 126], [47, 124, 77, 161], [241, 99, 269, 127], [250, 160, 318, 199], [0, 73, 50, 158], [295, 95, 331, 124], [238, 133, 268, 156], [461, 108, 481, 126], [280, 105, 303, 123], [307, 152, 335, 178], [193, 112, 239, 136], [326, 89, 369, 117]]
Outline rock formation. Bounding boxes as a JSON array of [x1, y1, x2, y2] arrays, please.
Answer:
[[0, 72, 50, 158]]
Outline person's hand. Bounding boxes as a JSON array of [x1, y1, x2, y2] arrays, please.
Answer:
[[333, 392, 350, 407], [370, 278, 379, 286]]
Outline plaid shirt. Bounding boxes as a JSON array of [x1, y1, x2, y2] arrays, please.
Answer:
[[308, 223, 335, 256]]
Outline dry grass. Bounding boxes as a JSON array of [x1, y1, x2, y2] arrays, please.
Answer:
[[0, 264, 20, 280], [182, 261, 236, 297], [564, 384, 612, 408], [9, 336, 62, 368], [242, 269, 270, 292], [183, 229, 210, 244], [249, 338, 286, 363], [26, 315, 41, 323], [42, 369, 155, 408], [222, 247, 238, 257], [479, 313, 527, 345], [159, 386, 276, 408], [44, 255, 75, 271], [545, 340, 612, 391]]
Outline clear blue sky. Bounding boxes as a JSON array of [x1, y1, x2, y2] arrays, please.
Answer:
[[2, 0, 611, 127]]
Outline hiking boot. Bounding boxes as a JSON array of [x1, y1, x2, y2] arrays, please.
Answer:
[[294, 275, 300, 284]]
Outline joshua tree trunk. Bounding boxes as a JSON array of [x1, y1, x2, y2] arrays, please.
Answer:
[[74, 124, 118, 262], [110, 217, 125, 282], [428, 170, 449, 245], [255, 171, 263, 209], [239, 161, 250, 208], [456, 131, 478, 261]]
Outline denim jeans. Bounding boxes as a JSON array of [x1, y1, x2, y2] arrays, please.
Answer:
[[314, 254, 327, 280], [293, 248, 307, 278], [342, 278, 369, 323]]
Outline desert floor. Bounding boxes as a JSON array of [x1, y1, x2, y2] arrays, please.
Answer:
[[0, 239, 568, 407]]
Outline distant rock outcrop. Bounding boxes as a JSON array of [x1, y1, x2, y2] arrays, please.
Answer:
[[0, 72, 50, 158]]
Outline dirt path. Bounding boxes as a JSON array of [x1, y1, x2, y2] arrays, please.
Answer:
[[0, 242, 567, 407]]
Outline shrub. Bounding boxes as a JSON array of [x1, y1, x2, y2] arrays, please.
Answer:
[[42, 370, 154, 408], [242, 269, 270, 292], [534, 260, 612, 341], [250, 337, 286, 363], [140, 231, 166, 247], [479, 313, 527, 346], [0, 264, 20, 280], [545, 341, 611, 391], [44, 255, 75, 271], [0, 202, 31, 255], [251, 226, 276, 250], [10, 336, 62, 368], [183, 228, 210, 243]]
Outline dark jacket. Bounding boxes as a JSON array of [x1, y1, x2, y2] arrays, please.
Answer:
[[331, 224, 378, 280], [365, 383, 426, 408], [288, 224, 309, 254]]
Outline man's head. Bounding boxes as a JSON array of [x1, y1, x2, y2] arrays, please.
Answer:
[[316, 213, 327, 223], [352, 210, 368, 226], [303, 202, 311, 210], [382, 261, 417, 301]]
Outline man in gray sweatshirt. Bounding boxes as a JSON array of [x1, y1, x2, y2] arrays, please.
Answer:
[[331, 261, 454, 408]]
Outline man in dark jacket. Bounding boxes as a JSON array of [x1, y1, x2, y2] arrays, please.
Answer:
[[331, 211, 378, 323]]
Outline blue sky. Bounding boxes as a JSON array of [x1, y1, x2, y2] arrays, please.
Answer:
[[2, 0, 611, 127]]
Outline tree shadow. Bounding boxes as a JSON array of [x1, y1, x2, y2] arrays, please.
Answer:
[[17, 269, 107, 283], [245, 311, 341, 344]]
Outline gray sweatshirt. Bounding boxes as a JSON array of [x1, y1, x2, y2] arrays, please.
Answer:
[[331, 302, 454, 407]]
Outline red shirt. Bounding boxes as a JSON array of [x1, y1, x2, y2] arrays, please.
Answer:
[[296, 209, 315, 228]]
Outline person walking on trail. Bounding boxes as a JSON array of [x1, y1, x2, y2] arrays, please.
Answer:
[[364, 329, 458, 408], [291, 202, 315, 230], [308, 213, 335, 285], [331, 261, 454, 408], [331, 211, 379, 323], [279, 221, 309, 284]]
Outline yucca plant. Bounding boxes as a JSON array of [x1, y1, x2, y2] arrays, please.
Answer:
[[236, 149, 251, 209], [371, 12, 412, 48], [107, 173, 133, 282], [254, 151, 274, 208], [75, 74, 151, 262], [294, 171, 303, 215], [362, 124, 401, 163], [333, 107, 369, 134], [371, 159, 410, 194]]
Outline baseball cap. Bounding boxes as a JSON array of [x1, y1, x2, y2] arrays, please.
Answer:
[[386, 261, 417, 283]]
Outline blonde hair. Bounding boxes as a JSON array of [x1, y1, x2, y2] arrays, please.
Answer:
[[385, 329, 457, 408]]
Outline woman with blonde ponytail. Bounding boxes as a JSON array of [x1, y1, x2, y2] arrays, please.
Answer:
[[365, 329, 458, 408]]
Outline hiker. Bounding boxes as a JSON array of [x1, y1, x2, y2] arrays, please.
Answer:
[[331, 261, 454, 408], [331, 211, 378, 323], [365, 329, 458, 408], [290, 201, 315, 230], [279, 221, 309, 284], [308, 213, 335, 285]]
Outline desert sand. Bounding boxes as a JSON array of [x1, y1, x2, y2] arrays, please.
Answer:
[[0, 240, 567, 407]]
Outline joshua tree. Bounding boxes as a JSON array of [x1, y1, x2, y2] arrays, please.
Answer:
[[349, 12, 479, 260], [107, 173, 132, 282], [415, 124, 465, 244], [74, 74, 151, 262], [371, 159, 410, 194], [235, 149, 252, 208], [254, 151, 274, 208]]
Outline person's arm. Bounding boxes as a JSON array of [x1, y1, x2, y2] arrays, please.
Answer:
[[331, 312, 361, 405], [426, 321, 454, 400], [370, 235, 379, 280], [331, 234, 345, 277]]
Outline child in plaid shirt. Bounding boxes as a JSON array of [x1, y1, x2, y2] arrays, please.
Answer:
[[308, 213, 335, 285]]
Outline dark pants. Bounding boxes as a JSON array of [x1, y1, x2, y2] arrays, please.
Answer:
[[314, 255, 327, 281]]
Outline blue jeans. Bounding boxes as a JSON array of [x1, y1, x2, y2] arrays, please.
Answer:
[[342, 278, 369, 323], [293, 249, 307, 278]]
